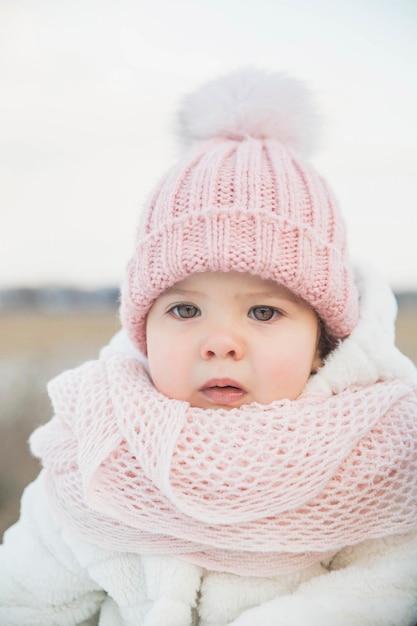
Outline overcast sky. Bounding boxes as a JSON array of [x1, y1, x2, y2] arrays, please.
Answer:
[[1, 0, 417, 290]]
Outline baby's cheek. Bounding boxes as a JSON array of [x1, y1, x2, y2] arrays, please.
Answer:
[[267, 350, 313, 400], [149, 346, 192, 401]]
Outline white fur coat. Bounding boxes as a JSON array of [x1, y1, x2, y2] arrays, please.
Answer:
[[1, 263, 417, 626]]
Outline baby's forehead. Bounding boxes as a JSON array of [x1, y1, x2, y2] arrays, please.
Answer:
[[161, 271, 302, 302]]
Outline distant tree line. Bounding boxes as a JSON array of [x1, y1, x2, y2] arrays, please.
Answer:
[[0, 287, 120, 312]]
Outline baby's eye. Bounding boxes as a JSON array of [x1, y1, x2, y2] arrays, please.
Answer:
[[169, 304, 201, 319], [248, 306, 281, 321]]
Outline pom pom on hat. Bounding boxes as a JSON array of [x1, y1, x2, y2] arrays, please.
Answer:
[[121, 69, 359, 354], [178, 68, 319, 157]]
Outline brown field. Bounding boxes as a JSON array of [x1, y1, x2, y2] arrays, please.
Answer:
[[0, 306, 416, 540], [0, 311, 121, 538]]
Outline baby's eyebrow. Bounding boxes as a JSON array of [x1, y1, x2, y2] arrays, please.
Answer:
[[161, 287, 202, 298], [161, 286, 302, 303], [243, 289, 301, 303]]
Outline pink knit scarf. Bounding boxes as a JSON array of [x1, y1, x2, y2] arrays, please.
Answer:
[[31, 354, 417, 577]]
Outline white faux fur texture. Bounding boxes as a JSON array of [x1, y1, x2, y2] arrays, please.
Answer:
[[177, 68, 319, 157]]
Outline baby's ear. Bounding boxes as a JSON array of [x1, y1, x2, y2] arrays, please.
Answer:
[[311, 349, 323, 374]]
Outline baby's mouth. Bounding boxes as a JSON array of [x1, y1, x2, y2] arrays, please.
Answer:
[[199, 379, 247, 406]]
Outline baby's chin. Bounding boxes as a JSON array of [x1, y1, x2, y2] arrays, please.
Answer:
[[156, 384, 295, 409], [187, 392, 298, 409]]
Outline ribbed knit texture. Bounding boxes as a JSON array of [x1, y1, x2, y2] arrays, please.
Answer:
[[120, 72, 359, 354], [30, 354, 417, 577], [122, 138, 356, 353]]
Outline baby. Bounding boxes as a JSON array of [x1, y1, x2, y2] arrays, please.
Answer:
[[1, 69, 417, 626], [146, 271, 323, 407]]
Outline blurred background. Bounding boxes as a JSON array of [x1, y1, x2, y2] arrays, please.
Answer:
[[1, 0, 416, 539]]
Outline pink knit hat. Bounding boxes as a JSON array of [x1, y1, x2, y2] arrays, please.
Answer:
[[121, 69, 359, 354]]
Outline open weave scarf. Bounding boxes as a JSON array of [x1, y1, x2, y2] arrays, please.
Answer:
[[30, 351, 417, 577]]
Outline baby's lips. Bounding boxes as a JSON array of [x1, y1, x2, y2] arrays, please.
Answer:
[[199, 378, 246, 392]]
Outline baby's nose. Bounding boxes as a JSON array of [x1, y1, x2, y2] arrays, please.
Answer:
[[200, 328, 245, 360]]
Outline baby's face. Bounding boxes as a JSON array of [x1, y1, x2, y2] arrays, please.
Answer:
[[146, 271, 321, 409]]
